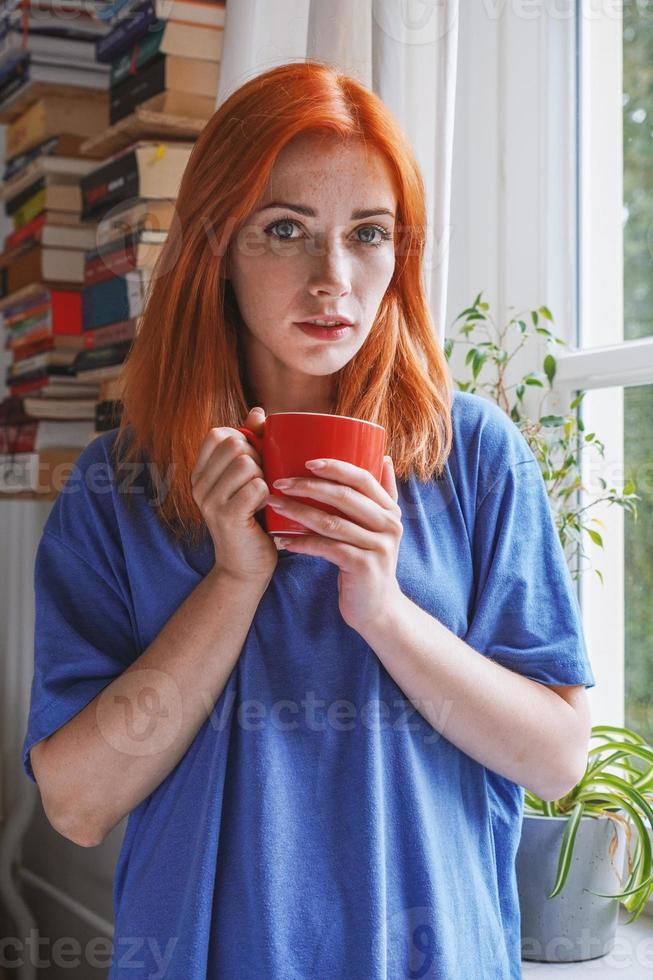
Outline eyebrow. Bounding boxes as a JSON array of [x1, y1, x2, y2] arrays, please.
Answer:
[[256, 201, 396, 220]]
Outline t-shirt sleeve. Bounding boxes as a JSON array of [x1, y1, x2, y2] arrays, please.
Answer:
[[21, 433, 141, 784], [464, 457, 596, 689]]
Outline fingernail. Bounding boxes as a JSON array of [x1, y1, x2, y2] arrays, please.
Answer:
[[252, 406, 265, 414]]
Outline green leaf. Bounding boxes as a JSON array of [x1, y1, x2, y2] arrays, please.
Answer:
[[472, 350, 487, 380], [516, 384, 525, 400], [539, 305, 553, 320], [524, 377, 544, 387], [518, 320, 527, 334], [531, 310, 539, 326], [543, 354, 556, 385], [540, 415, 565, 427], [465, 348, 476, 366], [587, 528, 603, 547], [595, 568, 604, 585], [547, 801, 584, 898], [443, 338, 453, 359], [623, 479, 636, 495]]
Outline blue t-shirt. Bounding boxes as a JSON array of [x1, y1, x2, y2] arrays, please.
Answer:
[[22, 391, 595, 980]]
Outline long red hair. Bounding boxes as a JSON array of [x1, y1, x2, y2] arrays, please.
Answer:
[[113, 60, 453, 547]]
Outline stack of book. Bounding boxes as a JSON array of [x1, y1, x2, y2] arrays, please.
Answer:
[[98, 0, 224, 126], [0, 85, 116, 439], [74, 138, 193, 435], [0, 0, 113, 113], [0, 0, 226, 488]]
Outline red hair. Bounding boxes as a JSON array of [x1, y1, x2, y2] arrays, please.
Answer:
[[113, 60, 453, 547]]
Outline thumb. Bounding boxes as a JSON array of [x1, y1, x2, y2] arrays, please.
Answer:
[[246, 405, 266, 434]]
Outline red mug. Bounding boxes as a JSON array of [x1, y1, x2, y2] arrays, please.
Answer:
[[236, 412, 386, 536]]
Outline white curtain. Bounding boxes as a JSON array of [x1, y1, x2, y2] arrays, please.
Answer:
[[216, 0, 459, 344]]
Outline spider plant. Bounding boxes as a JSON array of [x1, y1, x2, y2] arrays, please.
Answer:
[[524, 724, 653, 922]]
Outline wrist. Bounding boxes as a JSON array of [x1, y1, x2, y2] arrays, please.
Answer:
[[207, 564, 273, 596], [355, 585, 409, 648]]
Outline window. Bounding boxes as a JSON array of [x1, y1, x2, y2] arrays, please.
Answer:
[[553, 3, 653, 734]]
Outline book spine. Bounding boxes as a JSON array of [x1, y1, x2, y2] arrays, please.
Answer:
[[95, 0, 159, 63], [110, 25, 163, 86], [11, 188, 47, 228], [5, 211, 46, 250], [109, 52, 165, 124], [80, 149, 139, 220]]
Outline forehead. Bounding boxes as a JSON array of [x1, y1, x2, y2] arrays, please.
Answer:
[[261, 133, 397, 205]]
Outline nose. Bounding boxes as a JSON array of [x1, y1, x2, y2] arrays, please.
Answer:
[[306, 238, 352, 298]]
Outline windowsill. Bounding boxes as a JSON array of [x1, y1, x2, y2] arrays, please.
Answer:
[[521, 907, 653, 977]]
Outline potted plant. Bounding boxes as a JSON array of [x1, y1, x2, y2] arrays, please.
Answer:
[[446, 294, 652, 962]]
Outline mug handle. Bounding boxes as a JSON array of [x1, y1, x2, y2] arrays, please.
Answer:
[[235, 425, 265, 457]]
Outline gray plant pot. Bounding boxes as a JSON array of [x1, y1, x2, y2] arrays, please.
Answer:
[[516, 812, 628, 962]]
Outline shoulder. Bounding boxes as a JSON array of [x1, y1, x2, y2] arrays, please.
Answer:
[[449, 390, 537, 504]]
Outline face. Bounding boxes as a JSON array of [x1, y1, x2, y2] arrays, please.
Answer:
[[226, 132, 398, 413]]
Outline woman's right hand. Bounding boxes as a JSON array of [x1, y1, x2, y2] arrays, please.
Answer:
[[191, 407, 278, 585]]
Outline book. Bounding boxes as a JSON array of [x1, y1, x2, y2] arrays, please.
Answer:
[[5, 93, 110, 159], [80, 139, 193, 219], [0, 284, 83, 333], [95, 197, 176, 247], [95, 0, 161, 63], [21, 397, 99, 419], [82, 267, 150, 328], [0, 26, 100, 65], [9, 183, 82, 223], [3, 132, 99, 182], [9, 348, 78, 377], [0, 242, 86, 297], [1, 153, 98, 205], [0, 50, 110, 109], [110, 53, 215, 123], [154, 0, 226, 27], [5, 212, 98, 251], [159, 18, 223, 62], [84, 229, 166, 286], [71, 338, 133, 373], [0, 418, 93, 454], [110, 23, 165, 86]]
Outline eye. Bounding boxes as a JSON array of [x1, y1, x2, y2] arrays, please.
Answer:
[[263, 217, 394, 248]]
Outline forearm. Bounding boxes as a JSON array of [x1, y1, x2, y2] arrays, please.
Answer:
[[40, 567, 271, 845], [360, 592, 587, 800]]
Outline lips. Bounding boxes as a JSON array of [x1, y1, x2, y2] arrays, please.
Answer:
[[296, 316, 354, 326]]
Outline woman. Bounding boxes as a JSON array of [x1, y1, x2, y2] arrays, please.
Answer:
[[22, 62, 595, 979]]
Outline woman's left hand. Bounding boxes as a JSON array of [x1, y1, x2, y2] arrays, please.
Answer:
[[266, 456, 404, 636]]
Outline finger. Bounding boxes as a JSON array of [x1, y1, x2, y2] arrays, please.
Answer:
[[275, 534, 363, 572], [381, 456, 399, 504], [192, 430, 257, 491], [245, 406, 266, 435], [191, 428, 233, 486], [304, 457, 398, 511], [267, 496, 380, 549], [272, 479, 395, 534]]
